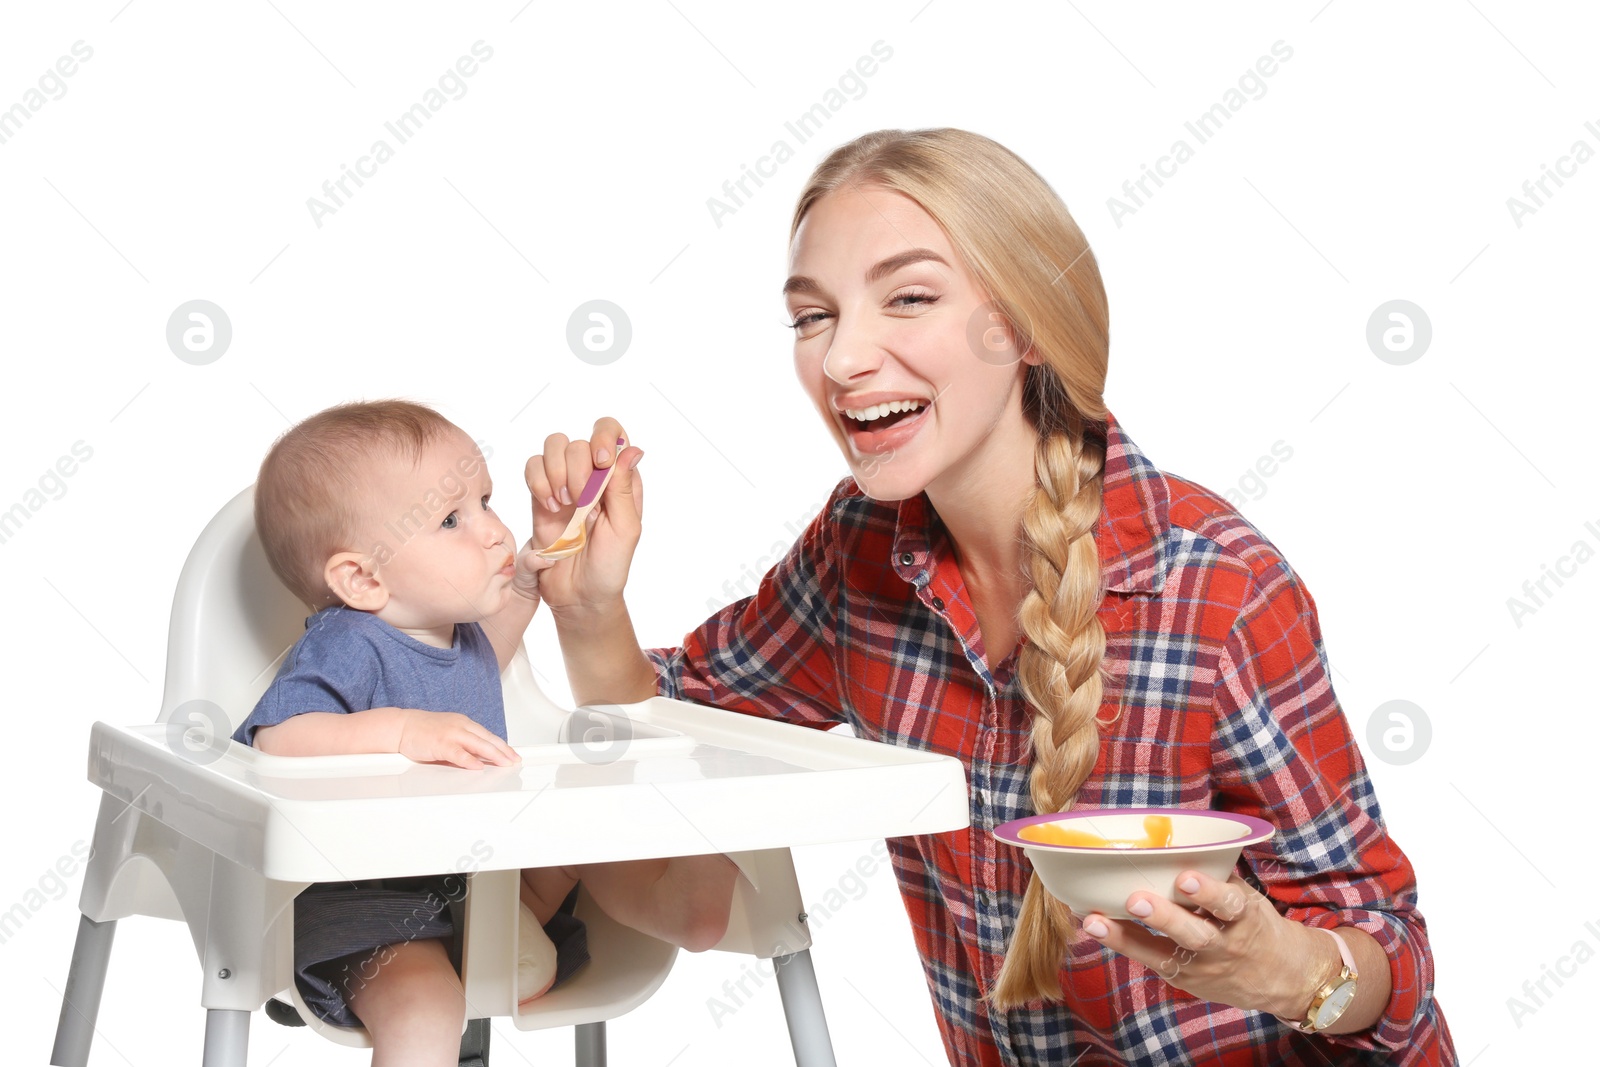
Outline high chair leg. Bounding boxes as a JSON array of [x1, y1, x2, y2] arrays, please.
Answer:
[[774, 950, 837, 1067], [458, 1017, 490, 1067], [50, 914, 117, 1067], [574, 1020, 605, 1066], [201, 1009, 249, 1067]]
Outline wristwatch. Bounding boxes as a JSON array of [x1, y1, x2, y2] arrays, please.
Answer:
[[1277, 927, 1359, 1034]]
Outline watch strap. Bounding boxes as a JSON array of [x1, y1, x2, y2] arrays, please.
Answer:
[[1276, 927, 1358, 1034], [1323, 927, 1357, 977]]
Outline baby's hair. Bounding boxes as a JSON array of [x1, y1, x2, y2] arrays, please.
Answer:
[[792, 128, 1115, 1011], [254, 398, 463, 610]]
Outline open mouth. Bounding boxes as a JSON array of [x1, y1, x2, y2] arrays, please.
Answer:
[[840, 399, 926, 433]]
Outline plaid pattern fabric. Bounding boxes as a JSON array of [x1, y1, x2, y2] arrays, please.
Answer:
[[646, 413, 1455, 1066]]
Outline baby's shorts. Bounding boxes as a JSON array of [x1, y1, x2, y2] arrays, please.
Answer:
[[293, 874, 589, 1029]]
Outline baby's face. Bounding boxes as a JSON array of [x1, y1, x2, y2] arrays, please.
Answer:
[[346, 430, 517, 628]]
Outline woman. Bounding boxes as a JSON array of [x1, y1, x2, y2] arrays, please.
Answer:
[[524, 128, 1455, 1065]]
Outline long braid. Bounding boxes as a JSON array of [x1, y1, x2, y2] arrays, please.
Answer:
[[991, 394, 1112, 1010]]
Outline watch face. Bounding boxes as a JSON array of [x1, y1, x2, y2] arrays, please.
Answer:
[[1316, 981, 1359, 1029]]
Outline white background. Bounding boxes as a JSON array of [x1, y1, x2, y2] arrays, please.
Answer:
[[2, 1, 1595, 1063]]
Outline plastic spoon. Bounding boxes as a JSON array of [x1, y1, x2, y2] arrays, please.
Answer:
[[535, 437, 625, 560]]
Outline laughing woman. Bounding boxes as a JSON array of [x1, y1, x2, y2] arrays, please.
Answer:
[[524, 128, 1456, 1066]]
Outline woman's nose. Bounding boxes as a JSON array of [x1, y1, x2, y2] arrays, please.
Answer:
[[821, 318, 885, 384]]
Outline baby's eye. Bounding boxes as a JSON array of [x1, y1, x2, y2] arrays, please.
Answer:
[[441, 510, 459, 530]]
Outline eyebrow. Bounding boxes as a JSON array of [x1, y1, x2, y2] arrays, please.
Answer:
[[441, 474, 492, 501], [782, 247, 950, 296]]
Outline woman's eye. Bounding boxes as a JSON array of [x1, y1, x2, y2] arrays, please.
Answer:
[[786, 310, 830, 331], [787, 291, 936, 334], [890, 289, 938, 310]]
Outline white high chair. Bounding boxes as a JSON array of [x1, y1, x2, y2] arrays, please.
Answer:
[[50, 484, 969, 1066]]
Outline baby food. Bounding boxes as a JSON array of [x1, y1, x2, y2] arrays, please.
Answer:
[[1019, 814, 1174, 849]]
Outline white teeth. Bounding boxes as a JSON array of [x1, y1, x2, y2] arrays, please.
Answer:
[[843, 399, 925, 423]]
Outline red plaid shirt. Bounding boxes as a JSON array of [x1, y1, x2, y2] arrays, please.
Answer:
[[646, 412, 1455, 1066]]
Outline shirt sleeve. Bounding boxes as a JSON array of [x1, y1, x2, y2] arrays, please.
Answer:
[[643, 482, 850, 730], [1206, 560, 1443, 1056], [231, 622, 380, 747]]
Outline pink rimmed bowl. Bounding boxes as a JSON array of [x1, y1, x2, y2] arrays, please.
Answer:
[[993, 808, 1275, 920]]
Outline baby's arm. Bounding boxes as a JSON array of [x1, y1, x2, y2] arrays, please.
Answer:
[[480, 536, 560, 674], [238, 615, 520, 768], [254, 706, 519, 768]]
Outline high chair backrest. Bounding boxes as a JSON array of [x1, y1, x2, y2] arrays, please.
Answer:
[[158, 484, 308, 736]]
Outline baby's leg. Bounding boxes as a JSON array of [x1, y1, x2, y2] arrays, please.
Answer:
[[520, 865, 579, 924], [344, 938, 464, 1067], [572, 853, 740, 952]]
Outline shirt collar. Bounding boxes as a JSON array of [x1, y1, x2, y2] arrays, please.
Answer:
[[889, 410, 1172, 595]]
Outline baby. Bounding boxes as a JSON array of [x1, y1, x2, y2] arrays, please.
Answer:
[[232, 398, 738, 1067]]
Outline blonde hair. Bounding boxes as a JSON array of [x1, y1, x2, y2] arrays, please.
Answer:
[[254, 398, 463, 609], [792, 129, 1114, 1010]]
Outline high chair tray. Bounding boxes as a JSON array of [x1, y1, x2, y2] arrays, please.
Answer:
[[88, 696, 969, 882]]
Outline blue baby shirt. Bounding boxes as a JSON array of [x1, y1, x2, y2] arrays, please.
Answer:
[[232, 605, 507, 747]]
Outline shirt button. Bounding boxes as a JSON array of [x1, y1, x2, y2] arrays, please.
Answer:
[[932, 596, 945, 611], [978, 890, 993, 910], [898, 552, 915, 566]]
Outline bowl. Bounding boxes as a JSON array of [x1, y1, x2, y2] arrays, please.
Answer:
[[992, 808, 1275, 920]]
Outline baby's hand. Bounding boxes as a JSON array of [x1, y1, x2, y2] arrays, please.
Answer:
[[509, 538, 560, 607], [395, 710, 520, 768]]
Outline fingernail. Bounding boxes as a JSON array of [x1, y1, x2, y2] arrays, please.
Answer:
[[1128, 899, 1153, 918], [596, 447, 611, 465], [1083, 918, 1108, 939], [545, 495, 560, 513], [559, 487, 572, 505], [1179, 876, 1199, 894], [629, 450, 644, 470]]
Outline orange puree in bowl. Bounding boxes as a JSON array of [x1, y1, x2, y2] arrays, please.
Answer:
[[1019, 814, 1174, 849]]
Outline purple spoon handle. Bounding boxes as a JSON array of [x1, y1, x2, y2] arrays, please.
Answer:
[[574, 435, 626, 507]]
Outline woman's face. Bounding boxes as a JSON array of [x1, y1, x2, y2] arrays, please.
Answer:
[[784, 184, 1037, 502]]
